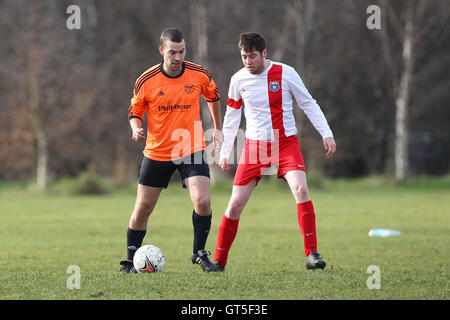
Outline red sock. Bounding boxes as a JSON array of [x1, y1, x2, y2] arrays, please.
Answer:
[[297, 200, 318, 256], [214, 215, 239, 268]]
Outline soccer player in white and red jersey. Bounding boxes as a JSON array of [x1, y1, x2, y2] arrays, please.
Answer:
[[213, 32, 336, 271]]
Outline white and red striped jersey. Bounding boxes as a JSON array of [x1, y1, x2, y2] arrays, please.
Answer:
[[220, 60, 334, 160]]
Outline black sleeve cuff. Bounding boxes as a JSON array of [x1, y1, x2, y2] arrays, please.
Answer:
[[128, 116, 143, 122]]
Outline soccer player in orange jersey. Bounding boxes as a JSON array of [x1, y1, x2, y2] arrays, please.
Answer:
[[120, 28, 223, 273]]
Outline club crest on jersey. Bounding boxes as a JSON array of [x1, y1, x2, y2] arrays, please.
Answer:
[[269, 81, 280, 92], [185, 84, 194, 94]]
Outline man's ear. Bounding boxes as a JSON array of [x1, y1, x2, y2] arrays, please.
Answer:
[[263, 48, 268, 59], [158, 45, 164, 56]]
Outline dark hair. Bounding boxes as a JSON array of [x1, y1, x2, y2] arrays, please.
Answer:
[[238, 32, 266, 54], [160, 27, 185, 46]]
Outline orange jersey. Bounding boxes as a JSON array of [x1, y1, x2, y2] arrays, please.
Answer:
[[128, 61, 220, 161]]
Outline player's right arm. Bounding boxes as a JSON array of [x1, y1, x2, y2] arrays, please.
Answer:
[[130, 118, 145, 141], [128, 79, 147, 142], [219, 76, 242, 170]]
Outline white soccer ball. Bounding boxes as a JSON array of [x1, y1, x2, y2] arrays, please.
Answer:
[[133, 245, 165, 273]]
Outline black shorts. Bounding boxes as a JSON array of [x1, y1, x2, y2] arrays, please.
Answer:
[[138, 151, 210, 189]]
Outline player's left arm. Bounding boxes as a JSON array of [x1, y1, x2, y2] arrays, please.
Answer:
[[200, 69, 223, 152], [206, 100, 223, 152], [287, 66, 336, 158], [323, 137, 336, 158]]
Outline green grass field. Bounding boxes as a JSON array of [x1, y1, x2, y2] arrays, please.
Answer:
[[0, 176, 448, 300]]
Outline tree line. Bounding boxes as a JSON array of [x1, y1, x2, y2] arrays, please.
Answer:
[[0, 0, 448, 190]]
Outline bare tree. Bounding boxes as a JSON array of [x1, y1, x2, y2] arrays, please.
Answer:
[[379, 0, 448, 182], [26, 1, 51, 191], [381, 0, 415, 183], [190, 0, 227, 182], [394, 2, 414, 183], [1, 1, 97, 190]]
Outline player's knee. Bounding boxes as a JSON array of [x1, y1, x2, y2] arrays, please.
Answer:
[[193, 196, 211, 215], [135, 201, 156, 217], [227, 201, 245, 219], [292, 184, 309, 200]]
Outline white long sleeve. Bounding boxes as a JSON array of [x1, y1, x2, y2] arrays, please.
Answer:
[[220, 105, 242, 161], [286, 66, 334, 139]]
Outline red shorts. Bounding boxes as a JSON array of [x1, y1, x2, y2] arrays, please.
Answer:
[[233, 135, 306, 186]]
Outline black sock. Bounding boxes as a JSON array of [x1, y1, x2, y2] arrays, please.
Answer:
[[127, 228, 146, 261], [192, 210, 212, 254]]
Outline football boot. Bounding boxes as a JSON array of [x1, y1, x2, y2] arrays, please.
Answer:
[[305, 250, 326, 270]]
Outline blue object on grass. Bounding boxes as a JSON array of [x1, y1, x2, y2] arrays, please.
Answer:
[[368, 229, 402, 237]]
